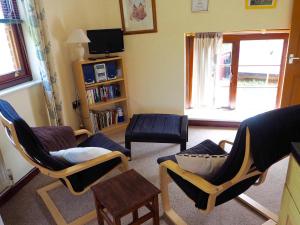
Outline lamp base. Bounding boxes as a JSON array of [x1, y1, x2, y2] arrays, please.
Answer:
[[74, 43, 85, 61]]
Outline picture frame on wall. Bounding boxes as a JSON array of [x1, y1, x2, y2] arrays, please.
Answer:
[[119, 0, 157, 35], [245, 0, 277, 9], [191, 0, 209, 12]]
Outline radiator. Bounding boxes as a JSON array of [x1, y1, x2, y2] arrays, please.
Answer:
[[0, 150, 10, 193]]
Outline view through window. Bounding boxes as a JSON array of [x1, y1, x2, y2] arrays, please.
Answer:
[[0, 0, 31, 90]]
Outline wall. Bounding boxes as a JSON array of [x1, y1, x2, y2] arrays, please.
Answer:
[[40, 0, 106, 129], [0, 84, 48, 182], [101, 0, 294, 115], [41, 0, 293, 128]]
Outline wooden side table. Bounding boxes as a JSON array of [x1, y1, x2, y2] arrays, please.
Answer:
[[91, 169, 161, 225]]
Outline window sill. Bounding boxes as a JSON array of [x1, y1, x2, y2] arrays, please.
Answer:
[[0, 80, 42, 97]]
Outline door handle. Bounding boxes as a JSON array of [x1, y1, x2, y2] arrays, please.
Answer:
[[288, 54, 300, 64]]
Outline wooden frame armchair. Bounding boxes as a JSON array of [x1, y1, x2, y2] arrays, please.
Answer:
[[158, 105, 300, 225], [159, 128, 276, 225], [0, 100, 129, 225]]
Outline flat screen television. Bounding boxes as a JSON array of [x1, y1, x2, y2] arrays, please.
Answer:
[[87, 29, 124, 54]]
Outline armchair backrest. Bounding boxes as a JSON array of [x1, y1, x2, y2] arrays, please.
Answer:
[[211, 104, 300, 186], [0, 100, 69, 172]]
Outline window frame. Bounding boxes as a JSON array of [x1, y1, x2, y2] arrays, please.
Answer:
[[0, 0, 32, 90], [185, 32, 289, 109]]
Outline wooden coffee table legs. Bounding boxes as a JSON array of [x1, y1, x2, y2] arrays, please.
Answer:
[[153, 195, 160, 225], [92, 170, 161, 225]]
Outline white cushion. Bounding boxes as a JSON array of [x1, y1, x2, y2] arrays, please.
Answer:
[[50, 147, 112, 164], [175, 154, 228, 178]]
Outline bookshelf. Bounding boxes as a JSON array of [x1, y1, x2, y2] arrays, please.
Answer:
[[73, 56, 129, 134]]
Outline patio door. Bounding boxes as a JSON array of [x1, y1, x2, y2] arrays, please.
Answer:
[[216, 33, 289, 110], [281, 0, 300, 107]]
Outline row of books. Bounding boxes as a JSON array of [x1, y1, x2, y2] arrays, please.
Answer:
[[86, 84, 121, 105], [90, 107, 125, 132]]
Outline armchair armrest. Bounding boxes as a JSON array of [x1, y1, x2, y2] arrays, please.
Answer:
[[219, 140, 234, 150], [160, 160, 220, 194], [74, 129, 92, 137], [43, 151, 128, 178]]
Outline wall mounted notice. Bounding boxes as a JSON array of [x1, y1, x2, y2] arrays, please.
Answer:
[[192, 0, 209, 12]]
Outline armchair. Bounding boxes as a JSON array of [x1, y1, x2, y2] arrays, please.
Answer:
[[0, 100, 129, 225], [158, 105, 300, 225]]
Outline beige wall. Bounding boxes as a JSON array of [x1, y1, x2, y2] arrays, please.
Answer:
[[41, 0, 106, 129], [0, 84, 48, 182], [41, 0, 293, 128]]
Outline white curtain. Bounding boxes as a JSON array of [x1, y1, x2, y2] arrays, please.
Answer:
[[191, 32, 223, 108]]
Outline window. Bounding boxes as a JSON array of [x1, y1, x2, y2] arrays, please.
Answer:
[[0, 0, 31, 90], [186, 33, 289, 111]]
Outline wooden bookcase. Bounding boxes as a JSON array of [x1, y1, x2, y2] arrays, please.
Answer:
[[73, 56, 129, 134]]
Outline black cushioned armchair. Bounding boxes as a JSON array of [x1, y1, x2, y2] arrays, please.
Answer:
[[158, 105, 300, 225], [0, 100, 129, 225]]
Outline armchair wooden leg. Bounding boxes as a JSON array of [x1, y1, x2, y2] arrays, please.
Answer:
[[236, 194, 278, 223], [160, 166, 188, 225], [37, 181, 96, 225], [118, 155, 129, 172]]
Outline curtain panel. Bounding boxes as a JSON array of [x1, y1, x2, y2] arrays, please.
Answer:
[[20, 0, 62, 126], [191, 32, 223, 108]]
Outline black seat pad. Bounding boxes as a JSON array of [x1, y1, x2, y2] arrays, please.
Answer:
[[66, 133, 130, 192], [157, 139, 260, 209], [79, 133, 130, 157]]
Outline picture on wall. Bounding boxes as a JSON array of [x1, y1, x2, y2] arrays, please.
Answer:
[[245, 0, 277, 9], [119, 0, 157, 35]]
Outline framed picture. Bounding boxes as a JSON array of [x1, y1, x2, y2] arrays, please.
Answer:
[[245, 0, 277, 9], [119, 0, 157, 35], [192, 0, 209, 12]]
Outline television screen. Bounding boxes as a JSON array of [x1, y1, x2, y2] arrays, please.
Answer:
[[87, 29, 124, 54]]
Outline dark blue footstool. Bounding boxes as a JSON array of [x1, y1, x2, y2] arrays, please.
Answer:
[[125, 114, 188, 158]]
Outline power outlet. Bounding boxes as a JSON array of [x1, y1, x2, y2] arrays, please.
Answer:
[[6, 169, 13, 181], [72, 100, 80, 110]]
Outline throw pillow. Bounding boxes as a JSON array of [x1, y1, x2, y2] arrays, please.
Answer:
[[50, 147, 112, 164], [175, 153, 228, 178]]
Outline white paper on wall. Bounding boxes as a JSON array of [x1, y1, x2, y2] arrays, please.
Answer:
[[192, 0, 209, 12]]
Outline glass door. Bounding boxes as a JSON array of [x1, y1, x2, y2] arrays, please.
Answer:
[[236, 39, 285, 111]]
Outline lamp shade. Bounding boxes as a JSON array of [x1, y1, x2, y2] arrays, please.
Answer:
[[66, 29, 90, 44]]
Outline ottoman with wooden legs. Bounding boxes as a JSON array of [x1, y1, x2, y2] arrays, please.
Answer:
[[125, 114, 188, 158]]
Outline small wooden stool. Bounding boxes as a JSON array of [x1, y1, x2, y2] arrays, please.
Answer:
[[91, 169, 161, 225]]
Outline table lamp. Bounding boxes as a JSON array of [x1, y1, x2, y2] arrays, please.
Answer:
[[66, 29, 90, 61]]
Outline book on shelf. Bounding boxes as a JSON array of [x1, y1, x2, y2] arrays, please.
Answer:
[[86, 84, 121, 104], [90, 107, 124, 132]]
